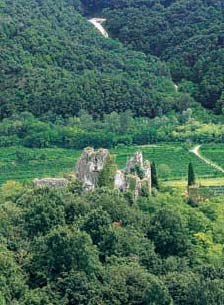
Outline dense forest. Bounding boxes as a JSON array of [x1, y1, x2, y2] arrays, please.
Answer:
[[84, 0, 224, 112], [1, 179, 224, 304], [1, 109, 224, 149], [0, 0, 184, 120], [1, 0, 223, 121]]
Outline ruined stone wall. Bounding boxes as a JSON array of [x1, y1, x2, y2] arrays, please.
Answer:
[[76, 148, 152, 199], [115, 151, 152, 200], [33, 178, 69, 188], [33, 148, 152, 200]]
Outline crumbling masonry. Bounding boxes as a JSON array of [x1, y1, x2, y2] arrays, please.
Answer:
[[75, 147, 151, 199], [34, 147, 152, 199]]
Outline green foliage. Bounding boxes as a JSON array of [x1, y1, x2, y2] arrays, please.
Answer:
[[1, 110, 224, 154], [31, 225, 100, 282], [151, 161, 159, 190], [98, 0, 223, 111], [0, 1, 224, 304], [0, 180, 224, 304], [101, 263, 172, 305], [81, 207, 112, 246], [188, 162, 196, 186], [148, 208, 191, 257], [132, 164, 144, 179], [67, 179, 84, 195], [164, 272, 200, 305], [52, 270, 100, 305], [0, 245, 25, 304], [20, 189, 66, 237], [201, 144, 224, 169], [98, 154, 117, 188], [158, 164, 171, 180], [1, 180, 23, 201], [0, 0, 180, 119], [21, 288, 60, 305], [139, 179, 151, 198]]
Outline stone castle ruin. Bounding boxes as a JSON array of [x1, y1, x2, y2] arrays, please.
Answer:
[[34, 147, 152, 199], [75, 147, 151, 198]]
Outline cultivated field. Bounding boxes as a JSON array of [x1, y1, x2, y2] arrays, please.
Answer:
[[201, 144, 224, 169], [113, 144, 221, 179], [0, 144, 223, 186], [0, 147, 79, 185]]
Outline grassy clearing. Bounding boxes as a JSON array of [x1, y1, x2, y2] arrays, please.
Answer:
[[0, 144, 223, 185]]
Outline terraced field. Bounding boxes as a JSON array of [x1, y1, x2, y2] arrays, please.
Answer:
[[201, 144, 224, 169], [113, 144, 222, 180], [0, 144, 222, 185], [0, 147, 80, 185]]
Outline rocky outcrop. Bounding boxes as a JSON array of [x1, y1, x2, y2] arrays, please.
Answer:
[[75, 147, 110, 191], [33, 178, 69, 188]]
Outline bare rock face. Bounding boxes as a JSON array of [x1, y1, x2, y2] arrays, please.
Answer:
[[75, 147, 109, 191], [33, 178, 69, 188]]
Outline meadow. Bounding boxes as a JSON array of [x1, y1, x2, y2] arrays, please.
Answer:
[[0, 144, 223, 186]]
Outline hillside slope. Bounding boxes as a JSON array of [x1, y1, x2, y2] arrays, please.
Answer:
[[85, 0, 224, 112], [0, 0, 183, 119]]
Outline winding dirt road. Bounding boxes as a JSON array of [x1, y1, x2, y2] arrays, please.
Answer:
[[190, 145, 224, 173], [88, 18, 109, 38]]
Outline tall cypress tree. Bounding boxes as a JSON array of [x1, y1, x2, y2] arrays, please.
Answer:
[[188, 162, 196, 186], [151, 161, 159, 190]]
